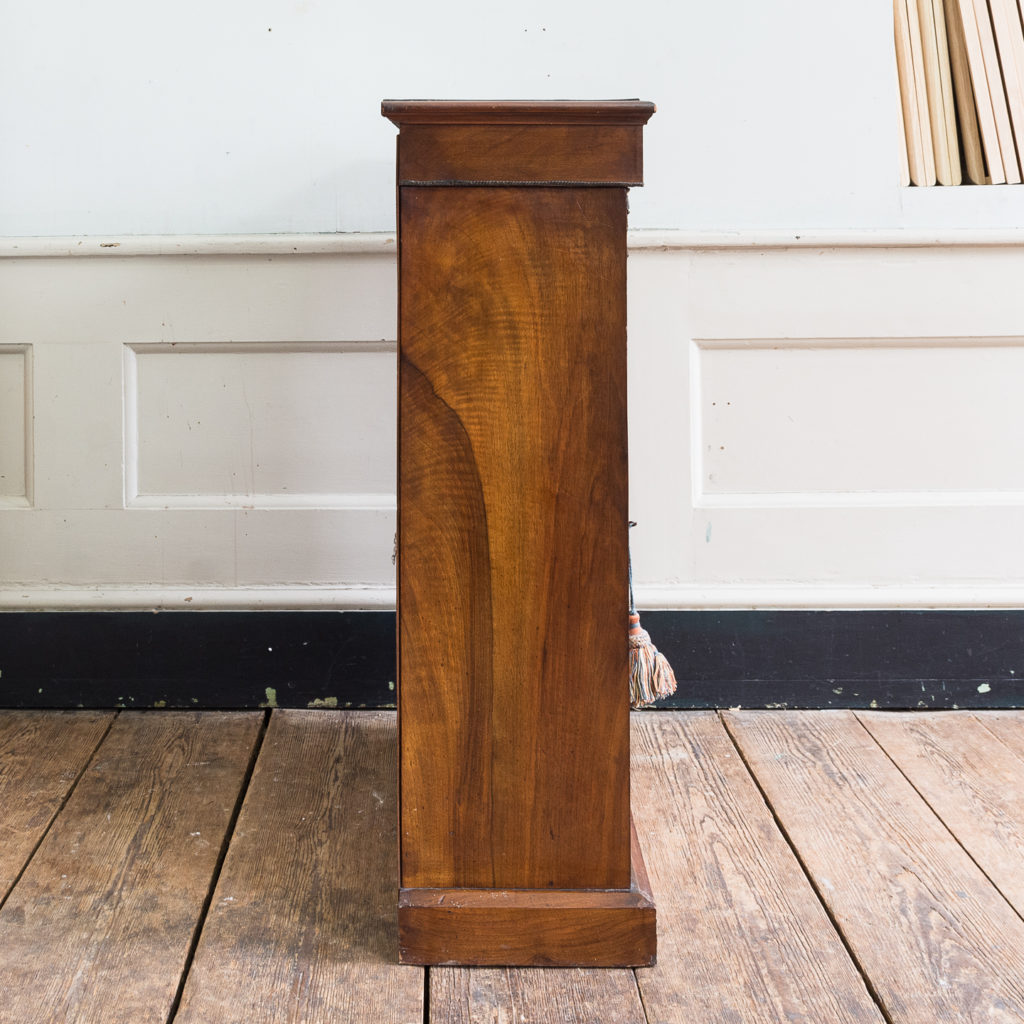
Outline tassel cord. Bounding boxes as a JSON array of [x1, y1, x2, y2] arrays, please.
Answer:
[[628, 520, 637, 616]]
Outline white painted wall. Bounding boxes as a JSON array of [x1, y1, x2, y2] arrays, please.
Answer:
[[4, 1, 1024, 611], [5, 0, 1024, 236]]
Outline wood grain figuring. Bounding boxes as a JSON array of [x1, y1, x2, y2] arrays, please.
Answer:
[[858, 710, 1024, 917], [397, 125, 643, 184], [0, 711, 261, 1024], [398, 831, 655, 966], [630, 712, 883, 1024], [0, 710, 113, 901], [430, 965, 646, 1024], [725, 710, 1024, 1024], [398, 185, 630, 892], [395, 815, 651, 966], [175, 710, 422, 1024], [399, 897, 654, 968]]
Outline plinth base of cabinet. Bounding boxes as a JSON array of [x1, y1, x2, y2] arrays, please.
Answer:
[[397, 836, 656, 966]]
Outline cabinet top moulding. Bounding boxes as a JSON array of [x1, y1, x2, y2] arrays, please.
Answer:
[[382, 99, 656, 187], [380, 99, 656, 126]]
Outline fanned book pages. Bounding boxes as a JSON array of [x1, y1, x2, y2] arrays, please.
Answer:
[[945, 0, 989, 181], [919, 0, 962, 183], [895, 0, 937, 183], [897, 0, 1024, 184], [960, 0, 1016, 181], [989, 0, 1024, 178], [951, 0, 1005, 181], [974, 0, 1021, 180]]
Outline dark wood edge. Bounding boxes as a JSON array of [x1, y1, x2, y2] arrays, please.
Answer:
[[630, 813, 654, 904], [399, 884, 652, 912], [398, 868, 657, 966], [397, 179, 643, 188], [382, 99, 656, 126], [400, 820, 653, 911]]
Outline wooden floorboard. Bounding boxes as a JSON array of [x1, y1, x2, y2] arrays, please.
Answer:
[[5, 707, 1024, 1022], [0, 710, 113, 902], [430, 966, 645, 1024], [630, 712, 883, 1024], [174, 709, 423, 1024], [726, 709, 1024, 1024], [859, 710, 1024, 917], [0, 710, 261, 1024], [975, 709, 1024, 763]]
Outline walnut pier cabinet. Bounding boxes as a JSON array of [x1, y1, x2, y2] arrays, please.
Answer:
[[382, 99, 657, 967]]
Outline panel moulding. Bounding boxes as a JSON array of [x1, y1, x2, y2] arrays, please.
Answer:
[[126, 493, 397, 511], [0, 345, 33, 508], [123, 340, 397, 510], [691, 335, 1024, 509]]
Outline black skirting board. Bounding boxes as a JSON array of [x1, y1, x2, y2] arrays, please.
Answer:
[[1, 610, 1023, 710]]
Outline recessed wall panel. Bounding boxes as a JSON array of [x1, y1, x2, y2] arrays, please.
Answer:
[[130, 343, 395, 505], [0, 347, 29, 502], [697, 339, 1024, 501]]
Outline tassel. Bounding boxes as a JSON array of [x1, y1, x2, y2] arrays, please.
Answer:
[[629, 613, 678, 708], [628, 523, 678, 709]]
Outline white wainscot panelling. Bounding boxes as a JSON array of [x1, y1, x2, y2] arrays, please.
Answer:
[[695, 338, 1024, 505], [0, 347, 30, 505], [7, 235, 1024, 610], [127, 342, 396, 508], [0, 242, 399, 609], [0, 509, 395, 591], [625, 241, 1024, 608]]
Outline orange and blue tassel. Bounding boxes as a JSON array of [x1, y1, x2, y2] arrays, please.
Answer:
[[628, 525, 678, 709]]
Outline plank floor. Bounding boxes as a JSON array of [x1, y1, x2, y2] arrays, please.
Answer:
[[2, 709, 1024, 1022]]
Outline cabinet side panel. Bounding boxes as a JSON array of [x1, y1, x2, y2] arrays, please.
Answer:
[[398, 186, 631, 890]]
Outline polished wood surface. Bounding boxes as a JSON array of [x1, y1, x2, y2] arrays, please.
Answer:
[[381, 99, 656, 125], [398, 889, 655, 967], [383, 100, 654, 184], [396, 125, 644, 184], [398, 822, 654, 966], [398, 184, 630, 892], [390, 100, 653, 965]]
